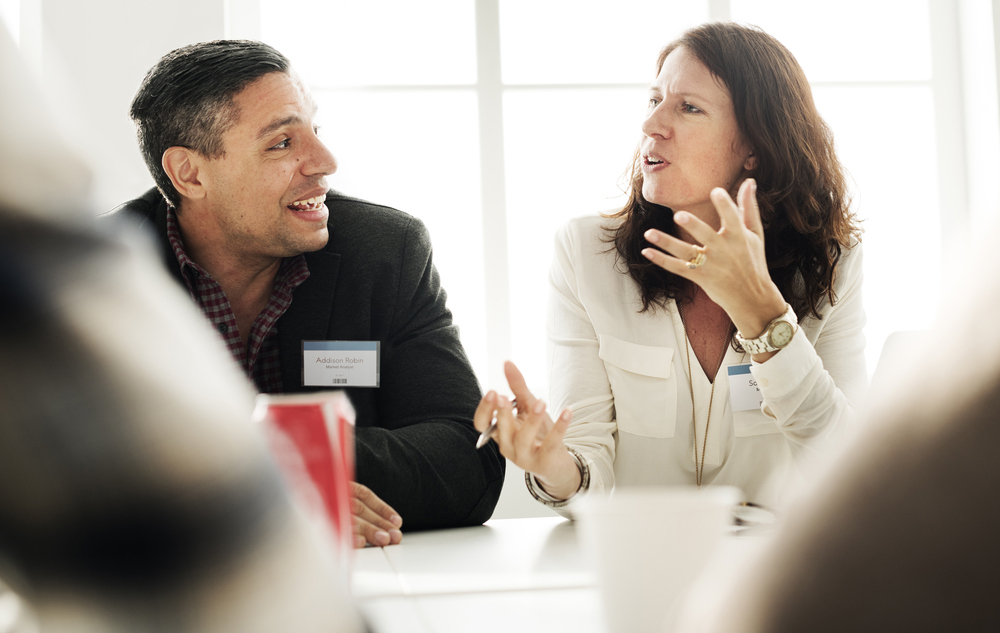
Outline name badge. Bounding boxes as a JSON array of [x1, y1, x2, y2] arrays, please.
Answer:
[[727, 363, 763, 412], [303, 341, 380, 388]]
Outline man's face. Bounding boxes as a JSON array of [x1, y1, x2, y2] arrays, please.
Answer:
[[195, 71, 337, 260]]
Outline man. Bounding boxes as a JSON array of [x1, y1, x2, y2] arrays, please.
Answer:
[[109, 40, 504, 546]]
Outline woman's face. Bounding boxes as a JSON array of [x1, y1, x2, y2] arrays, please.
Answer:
[[640, 46, 755, 222]]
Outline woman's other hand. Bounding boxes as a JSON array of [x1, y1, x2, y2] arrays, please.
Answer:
[[473, 361, 581, 500], [641, 178, 787, 345]]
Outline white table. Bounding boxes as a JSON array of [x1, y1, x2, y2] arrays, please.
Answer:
[[352, 517, 601, 633], [351, 517, 770, 633]]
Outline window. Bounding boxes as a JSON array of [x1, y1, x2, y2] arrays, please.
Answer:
[[0, 0, 18, 44], [255, 0, 998, 395]]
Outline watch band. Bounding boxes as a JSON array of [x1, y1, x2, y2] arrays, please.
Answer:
[[735, 303, 798, 355]]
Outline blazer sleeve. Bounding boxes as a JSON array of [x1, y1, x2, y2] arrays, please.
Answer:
[[353, 217, 505, 530]]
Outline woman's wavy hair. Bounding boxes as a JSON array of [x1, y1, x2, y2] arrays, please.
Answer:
[[607, 22, 860, 322]]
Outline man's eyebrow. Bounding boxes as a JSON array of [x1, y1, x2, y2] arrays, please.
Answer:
[[256, 115, 303, 140]]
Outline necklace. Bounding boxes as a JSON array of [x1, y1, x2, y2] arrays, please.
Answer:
[[677, 299, 732, 488]]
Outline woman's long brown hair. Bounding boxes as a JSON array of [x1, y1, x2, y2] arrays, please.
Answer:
[[607, 22, 861, 323]]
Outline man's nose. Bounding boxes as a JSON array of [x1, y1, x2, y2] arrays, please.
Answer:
[[304, 134, 338, 177]]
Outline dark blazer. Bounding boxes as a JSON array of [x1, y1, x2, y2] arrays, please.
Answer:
[[109, 188, 505, 530]]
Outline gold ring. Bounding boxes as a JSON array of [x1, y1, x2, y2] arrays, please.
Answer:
[[686, 247, 706, 269]]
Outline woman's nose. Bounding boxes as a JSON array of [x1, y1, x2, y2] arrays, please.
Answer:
[[641, 105, 670, 140]]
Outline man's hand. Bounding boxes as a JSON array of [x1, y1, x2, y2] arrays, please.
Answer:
[[351, 482, 403, 548]]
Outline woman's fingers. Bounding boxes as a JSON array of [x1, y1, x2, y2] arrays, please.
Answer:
[[737, 178, 764, 237], [641, 245, 690, 275], [672, 208, 719, 246], [645, 229, 705, 262], [496, 395, 518, 451], [708, 186, 744, 233], [512, 404, 546, 460], [542, 408, 573, 453], [503, 361, 539, 415]]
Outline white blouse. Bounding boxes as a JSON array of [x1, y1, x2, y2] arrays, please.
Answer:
[[539, 215, 867, 512]]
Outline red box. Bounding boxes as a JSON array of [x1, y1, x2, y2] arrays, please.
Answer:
[[253, 392, 355, 559]]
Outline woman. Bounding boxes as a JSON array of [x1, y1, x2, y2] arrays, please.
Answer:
[[474, 22, 865, 510]]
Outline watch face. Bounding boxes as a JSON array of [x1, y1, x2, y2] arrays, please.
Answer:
[[769, 321, 795, 348]]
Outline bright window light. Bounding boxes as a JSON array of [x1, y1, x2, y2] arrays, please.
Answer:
[[262, 0, 476, 87], [311, 89, 488, 384], [503, 87, 646, 391], [499, 0, 709, 84], [731, 0, 932, 82], [0, 0, 18, 45]]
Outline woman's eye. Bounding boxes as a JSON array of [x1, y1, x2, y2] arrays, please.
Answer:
[[647, 98, 660, 109], [681, 102, 701, 114]]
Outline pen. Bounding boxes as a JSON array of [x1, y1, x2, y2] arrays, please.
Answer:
[[475, 415, 497, 449], [476, 399, 516, 449]]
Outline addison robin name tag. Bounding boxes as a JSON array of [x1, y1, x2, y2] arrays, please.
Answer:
[[303, 341, 380, 388]]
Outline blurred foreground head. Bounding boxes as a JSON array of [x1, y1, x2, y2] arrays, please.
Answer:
[[0, 29, 364, 633]]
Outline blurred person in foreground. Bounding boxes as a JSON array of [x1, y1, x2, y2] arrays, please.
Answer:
[[107, 40, 504, 546], [0, 28, 365, 633], [475, 22, 866, 512], [675, 227, 1000, 633]]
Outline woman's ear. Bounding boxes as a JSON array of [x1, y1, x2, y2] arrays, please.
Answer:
[[744, 150, 758, 171], [162, 147, 206, 201]]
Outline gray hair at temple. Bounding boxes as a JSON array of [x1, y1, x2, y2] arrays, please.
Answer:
[[129, 40, 290, 208]]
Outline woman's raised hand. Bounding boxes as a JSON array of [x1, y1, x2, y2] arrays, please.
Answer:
[[474, 361, 581, 501], [640, 178, 787, 341]]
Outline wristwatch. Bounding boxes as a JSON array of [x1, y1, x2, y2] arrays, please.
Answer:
[[735, 303, 798, 354]]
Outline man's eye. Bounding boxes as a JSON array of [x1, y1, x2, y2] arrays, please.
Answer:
[[647, 98, 660, 109], [270, 138, 291, 150]]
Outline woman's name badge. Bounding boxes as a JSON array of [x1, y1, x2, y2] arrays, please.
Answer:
[[727, 363, 763, 412], [303, 341, 380, 388]]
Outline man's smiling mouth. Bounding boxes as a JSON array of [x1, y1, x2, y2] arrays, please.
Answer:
[[288, 195, 325, 211]]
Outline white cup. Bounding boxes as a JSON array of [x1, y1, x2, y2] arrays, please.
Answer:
[[577, 486, 741, 633]]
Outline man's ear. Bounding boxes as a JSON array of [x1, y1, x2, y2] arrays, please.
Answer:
[[744, 150, 758, 171], [162, 147, 206, 200]]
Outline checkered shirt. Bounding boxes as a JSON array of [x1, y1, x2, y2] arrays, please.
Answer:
[[166, 208, 310, 393]]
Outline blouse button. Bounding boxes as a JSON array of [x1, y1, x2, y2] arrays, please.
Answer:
[[217, 323, 229, 334], [759, 377, 769, 388]]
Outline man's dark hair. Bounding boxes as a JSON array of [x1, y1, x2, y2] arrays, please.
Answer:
[[129, 40, 290, 207]]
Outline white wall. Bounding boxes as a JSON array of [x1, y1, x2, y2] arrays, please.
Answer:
[[25, 0, 226, 212]]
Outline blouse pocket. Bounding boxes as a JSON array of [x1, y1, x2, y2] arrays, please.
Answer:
[[598, 334, 677, 438], [732, 407, 781, 437]]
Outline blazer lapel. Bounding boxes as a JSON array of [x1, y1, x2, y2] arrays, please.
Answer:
[[278, 248, 341, 391]]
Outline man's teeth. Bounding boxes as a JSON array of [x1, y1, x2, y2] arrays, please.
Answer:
[[290, 195, 325, 208]]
